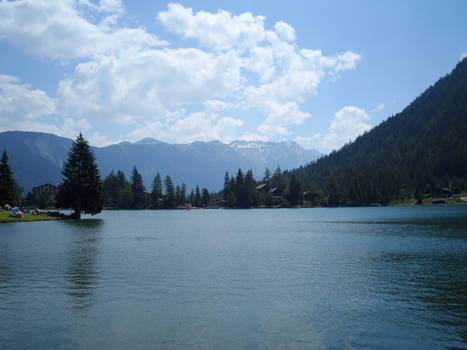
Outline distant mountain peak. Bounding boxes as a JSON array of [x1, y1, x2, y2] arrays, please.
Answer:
[[135, 138, 161, 145]]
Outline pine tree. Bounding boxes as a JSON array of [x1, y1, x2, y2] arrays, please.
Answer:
[[103, 170, 119, 207], [56, 133, 103, 219], [131, 166, 146, 209], [180, 183, 186, 206], [244, 169, 257, 208], [115, 170, 134, 209], [223, 171, 230, 201], [151, 172, 162, 209], [263, 167, 271, 183], [194, 185, 201, 207], [287, 174, 303, 206], [189, 189, 195, 206], [0, 150, 21, 206], [201, 188, 210, 206], [164, 175, 175, 208]]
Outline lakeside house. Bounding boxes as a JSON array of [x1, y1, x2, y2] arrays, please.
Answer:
[[31, 184, 57, 196], [434, 187, 453, 198]]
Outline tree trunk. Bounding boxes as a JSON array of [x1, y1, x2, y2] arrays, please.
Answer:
[[74, 196, 81, 220]]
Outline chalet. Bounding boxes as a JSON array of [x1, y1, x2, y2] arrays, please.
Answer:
[[31, 184, 57, 196], [434, 187, 453, 198], [269, 187, 283, 200]]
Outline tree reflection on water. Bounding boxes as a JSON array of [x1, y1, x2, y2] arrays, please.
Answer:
[[64, 219, 103, 311]]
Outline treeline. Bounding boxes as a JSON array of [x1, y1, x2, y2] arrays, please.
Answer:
[[220, 167, 303, 208], [102, 166, 216, 209], [288, 57, 467, 206], [100, 165, 305, 209]]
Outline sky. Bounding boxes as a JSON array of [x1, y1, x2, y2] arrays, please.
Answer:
[[0, 0, 466, 153]]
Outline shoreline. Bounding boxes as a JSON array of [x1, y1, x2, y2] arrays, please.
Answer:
[[0, 211, 64, 223]]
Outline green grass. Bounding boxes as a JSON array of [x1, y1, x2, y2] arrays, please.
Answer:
[[0, 211, 62, 223]]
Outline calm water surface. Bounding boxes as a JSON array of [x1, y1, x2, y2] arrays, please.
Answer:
[[1, 206, 466, 349]]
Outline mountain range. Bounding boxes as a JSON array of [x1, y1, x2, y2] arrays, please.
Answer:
[[0, 132, 321, 193]]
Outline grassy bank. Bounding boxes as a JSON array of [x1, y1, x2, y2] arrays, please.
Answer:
[[0, 211, 63, 223]]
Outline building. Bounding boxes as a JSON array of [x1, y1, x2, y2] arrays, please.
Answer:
[[31, 184, 57, 197]]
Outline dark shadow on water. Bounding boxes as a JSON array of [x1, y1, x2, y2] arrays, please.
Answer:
[[61, 218, 104, 228], [0, 244, 12, 304], [64, 219, 103, 312]]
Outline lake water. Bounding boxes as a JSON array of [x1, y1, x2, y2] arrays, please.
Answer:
[[1, 206, 466, 349]]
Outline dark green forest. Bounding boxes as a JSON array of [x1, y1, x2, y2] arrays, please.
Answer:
[[287, 58, 467, 206]]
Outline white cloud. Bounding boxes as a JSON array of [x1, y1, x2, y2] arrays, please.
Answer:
[[0, 74, 110, 142], [257, 101, 311, 136], [460, 52, 467, 61], [0, 3, 361, 144], [58, 47, 243, 122], [204, 99, 233, 112], [371, 103, 384, 112], [158, 3, 266, 51], [321, 106, 373, 152], [128, 112, 243, 144], [0, 75, 56, 121], [0, 0, 165, 59], [274, 21, 295, 41], [294, 134, 321, 150]]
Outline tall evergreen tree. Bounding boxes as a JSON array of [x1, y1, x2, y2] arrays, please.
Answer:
[[271, 166, 286, 194], [0, 150, 21, 206], [151, 172, 162, 209], [56, 134, 103, 219], [103, 170, 119, 207], [164, 175, 175, 208], [287, 174, 303, 206], [223, 171, 231, 201], [244, 169, 258, 208], [194, 185, 201, 207], [131, 166, 146, 209], [263, 167, 271, 183], [189, 189, 195, 206], [180, 184, 186, 206], [115, 170, 134, 209], [235, 168, 247, 208], [201, 188, 210, 206]]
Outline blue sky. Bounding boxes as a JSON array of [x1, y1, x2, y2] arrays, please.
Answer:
[[0, 0, 466, 152]]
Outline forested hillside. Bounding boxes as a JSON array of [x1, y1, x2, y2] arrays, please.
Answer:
[[290, 58, 467, 206]]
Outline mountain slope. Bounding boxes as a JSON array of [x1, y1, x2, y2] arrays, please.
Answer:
[[291, 58, 467, 205], [0, 131, 72, 192], [229, 140, 321, 172], [0, 132, 321, 192]]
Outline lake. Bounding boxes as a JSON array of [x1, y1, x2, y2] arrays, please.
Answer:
[[1, 206, 466, 349]]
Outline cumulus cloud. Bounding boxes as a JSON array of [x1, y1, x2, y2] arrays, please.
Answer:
[[0, 75, 56, 121], [274, 21, 295, 41], [157, 3, 266, 51], [128, 111, 243, 144], [0, 2, 361, 144], [321, 106, 373, 152], [0, 0, 165, 59], [0, 74, 110, 142], [58, 47, 243, 122], [257, 101, 311, 136]]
